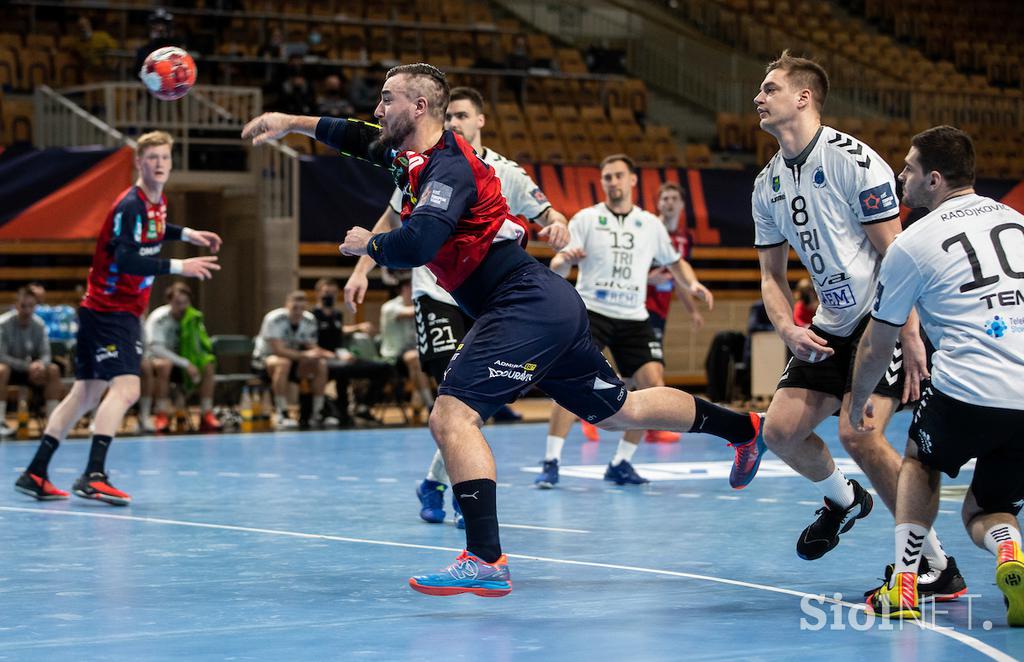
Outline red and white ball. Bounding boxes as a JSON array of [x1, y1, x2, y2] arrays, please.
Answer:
[[139, 46, 197, 101]]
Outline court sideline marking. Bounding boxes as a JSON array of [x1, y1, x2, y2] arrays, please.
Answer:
[[0, 505, 1011, 661]]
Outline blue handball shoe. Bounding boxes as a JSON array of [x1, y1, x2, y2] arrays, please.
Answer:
[[534, 459, 559, 489], [603, 459, 649, 485], [409, 551, 512, 597], [416, 479, 447, 523]]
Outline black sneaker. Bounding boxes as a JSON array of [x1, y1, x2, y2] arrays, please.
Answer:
[[865, 555, 968, 602], [603, 460, 649, 485], [14, 471, 69, 500], [796, 478, 873, 560], [72, 472, 131, 506]]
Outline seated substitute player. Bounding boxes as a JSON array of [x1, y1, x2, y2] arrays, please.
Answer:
[[850, 127, 1024, 622], [145, 282, 222, 433], [0, 286, 63, 436], [252, 290, 333, 429], [14, 131, 221, 505], [343, 85, 571, 527], [242, 62, 763, 598], [378, 272, 435, 413], [748, 52, 962, 597], [536, 154, 718, 488]]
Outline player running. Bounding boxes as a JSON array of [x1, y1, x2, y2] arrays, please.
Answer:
[[852, 126, 1022, 622], [534, 154, 715, 489], [14, 131, 221, 506], [242, 63, 763, 597], [343, 85, 570, 528], [748, 51, 963, 598]]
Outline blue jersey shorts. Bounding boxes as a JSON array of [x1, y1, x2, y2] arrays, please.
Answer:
[[438, 262, 627, 422], [74, 307, 144, 381]]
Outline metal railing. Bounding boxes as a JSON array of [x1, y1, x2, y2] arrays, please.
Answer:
[[34, 85, 134, 150]]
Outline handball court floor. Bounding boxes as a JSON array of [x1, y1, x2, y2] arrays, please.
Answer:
[[1, 410, 1022, 661]]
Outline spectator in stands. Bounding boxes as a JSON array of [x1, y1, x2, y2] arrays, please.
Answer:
[[133, 9, 185, 75], [348, 64, 385, 115], [71, 16, 118, 75], [0, 287, 63, 436], [145, 283, 221, 433], [506, 34, 531, 70], [258, 26, 286, 60], [312, 278, 392, 426], [316, 74, 355, 118], [793, 278, 818, 328], [274, 55, 316, 115], [252, 290, 333, 429], [378, 272, 434, 413]]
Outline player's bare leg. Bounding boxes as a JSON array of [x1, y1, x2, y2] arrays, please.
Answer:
[[410, 395, 510, 597]]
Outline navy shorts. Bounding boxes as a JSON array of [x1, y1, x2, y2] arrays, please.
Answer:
[[438, 262, 627, 422], [74, 307, 143, 381]]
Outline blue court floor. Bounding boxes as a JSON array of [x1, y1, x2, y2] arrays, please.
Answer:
[[1, 410, 1022, 661]]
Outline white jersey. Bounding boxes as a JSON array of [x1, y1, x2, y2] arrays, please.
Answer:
[[144, 304, 188, 368], [252, 308, 318, 368], [389, 146, 551, 305], [873, 194, 1024, 410], [379, 296, 416, 361], [753, 126, 899, 336], [565, 203, 681, 321]]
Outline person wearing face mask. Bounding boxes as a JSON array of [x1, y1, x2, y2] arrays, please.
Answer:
[[311, 278, 392, 427]]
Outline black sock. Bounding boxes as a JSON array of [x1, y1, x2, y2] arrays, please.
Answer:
[[86, 435, 113, 475], [27, 434, 60, 477], [689, 398, 755, 445], [453, 478, 501, 563]]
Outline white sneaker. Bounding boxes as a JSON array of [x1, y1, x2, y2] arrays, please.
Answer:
[[0, 422, 14, 437], [137, 416, 156, 433], [274, 413, 298, 430], [320, 415, 340, 428]]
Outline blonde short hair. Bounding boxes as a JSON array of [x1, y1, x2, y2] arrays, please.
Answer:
[[136, 130, 174, 157]]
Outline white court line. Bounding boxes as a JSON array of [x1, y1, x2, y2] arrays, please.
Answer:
[[336, 476, 359, 481], [499, 523, 589, 534], [177, 471, 198, 476], [257, 473, 279, 479], [0, 506, 1009, 661]]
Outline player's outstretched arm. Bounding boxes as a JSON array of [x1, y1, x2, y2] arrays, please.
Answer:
[[241, 112, 319, 145], [667, 259, 713, 310], [536, 208, 570, 250]]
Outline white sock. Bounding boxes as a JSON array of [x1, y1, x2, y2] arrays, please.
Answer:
[[275, 395, 289, 416], [312, 395, 324, 417], [545, 435, 565, 462], [611, 438, 638, 466], [0, 401, 6, 424], [419, 388, 435, 409], [139, 396, 152, 419], [923, 529, 947, 571], [45, 400, 59, 418], [200, 397, 213, 414], [426, 449, 449, 484], [894, 523, 929, 578], [813, 467, 855, 508], [984, 524, 1022, 556]]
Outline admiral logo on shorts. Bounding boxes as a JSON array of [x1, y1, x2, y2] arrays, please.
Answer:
[[95, 344, 119, 362], [487, 360, 536, 382]]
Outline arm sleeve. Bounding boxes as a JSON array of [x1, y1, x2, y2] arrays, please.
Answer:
[[871, 240, 924, 326], [366, 155, 476, 268], [109, 198, 172, 276], [315, 117, 393, 167], [846, 152, 900, 224], [752, 180, 786, 248], [164, 223, 184, 241]]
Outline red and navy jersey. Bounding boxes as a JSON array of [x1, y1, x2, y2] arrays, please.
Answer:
[[645, 222, 693, 319], [386, 130, 527, 290], [82, 186, 180, 317]]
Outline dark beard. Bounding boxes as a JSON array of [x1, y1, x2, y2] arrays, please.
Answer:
[[380, 114, 415, 150]]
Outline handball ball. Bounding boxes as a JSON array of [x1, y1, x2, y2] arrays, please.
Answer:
[[139, 46, 197, 101]]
